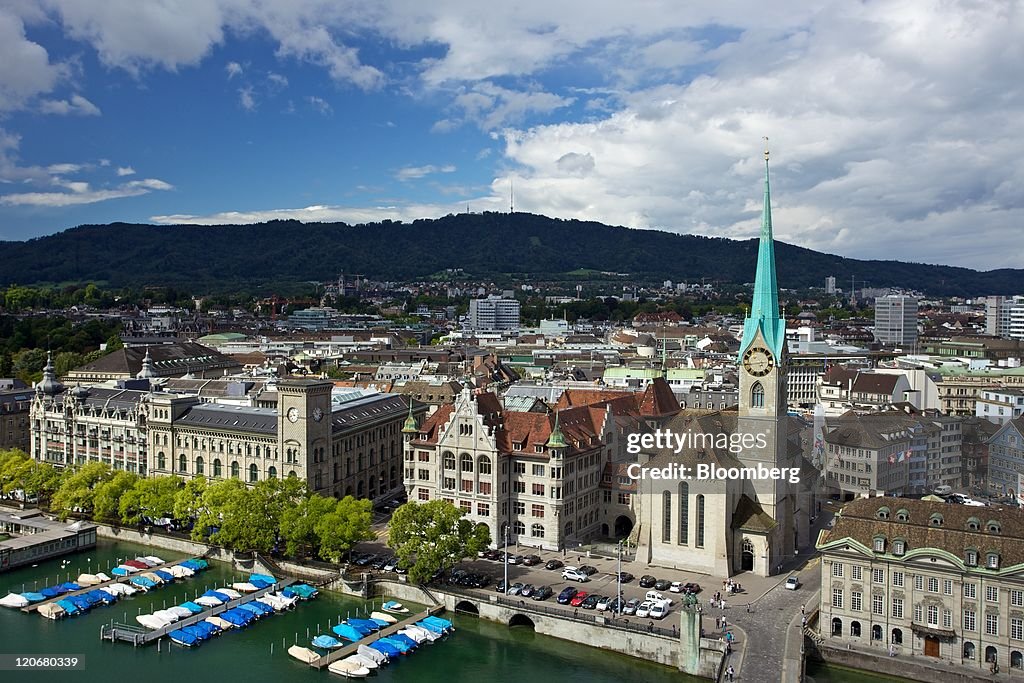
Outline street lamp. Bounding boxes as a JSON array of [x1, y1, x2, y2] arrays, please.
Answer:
[[616, 540, 623, 614], [503, 523, 510, 595]]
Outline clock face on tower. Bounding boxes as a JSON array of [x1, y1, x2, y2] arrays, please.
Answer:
[[286, 407, 299, 423], [742, 347, 775, 377], [312, 407, 324, 422]]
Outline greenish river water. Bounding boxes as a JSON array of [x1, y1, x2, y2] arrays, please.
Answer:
[[1, 540, 698, 683]]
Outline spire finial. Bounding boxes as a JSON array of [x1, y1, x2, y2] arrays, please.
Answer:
[[763, 136, 769, 162]]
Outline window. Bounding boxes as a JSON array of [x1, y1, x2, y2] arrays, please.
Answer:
[[513, 521, 526, 536], [1012, 618, 1023, 641], [531, 504, 544, 518], [893, 541, 905, 555], [477, 503, 490, 517], [892, 571, 904, 588], [157, 452, 166, 469], [418, 487, 430, 501], [178, 454, 187, 473], [678, 482, 689, 546], [751, 382, 764, 408], [195, 456, 204, 475], [249, 463, 258, 482], [966, 550, 978, 566], [513, 501, 525, 515], [964, 610, 976, 631], [213, 458, 222, 477], [231, 461, 239, 478], [479, 456, 492, 475], [513, 462, 526, 474], [1012, 590, 1023, 608], [914, 575, 923, 591], [869, 567, 881, 583], [478, 481, 491, 495], [443, 452, 455, 470], [833, 563, 845, 578], [944, 579, 954, 596], [832, 587, 844, 609], [268, 466, 276, 479], [873, 538, 885, 552], [465, 479, 477, 493], [928, 577, 939, 593], [662, 491, 672, 543], [851, 565, 862, 581], [987, 614, 999, 636], [943, 609, 952, 629], [872, 594, 884, 615], [914, 604, 922, 623], [532, 464, 545, 476], [696, 494, 705, 548], [460, 453, 473, 472], [965, 583, 977, 599], [460, 500, 471, 513], [987, 586, 999, 603], [988, 553, 1000, 569], [891, 598, 903, 619], [851, 591, 862, 612], [530, 523, 544, 538], [418, 469, 430, 481], [532, 483, 545, 496], [927, 605, 939, 626]]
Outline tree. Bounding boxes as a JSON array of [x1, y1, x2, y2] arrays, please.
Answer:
[[54, 351, 84, 377], [280, 493, 337, 557], [91, 471, 139, 523], [387, 500, 491, 584], [119, 476, 181, 526], [315, 496, 374, 563], [51, 462, 113, 519], [173, 475, 208, 526]]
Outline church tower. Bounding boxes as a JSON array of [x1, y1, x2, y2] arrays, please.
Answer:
[[735, 141, 797, 568]]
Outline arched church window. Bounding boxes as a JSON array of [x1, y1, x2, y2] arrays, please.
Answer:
[[751, 382, 765, 409]]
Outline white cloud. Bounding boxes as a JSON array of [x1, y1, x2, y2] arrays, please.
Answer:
[[238, 86, 255, 110], [0, 176, 173, 207], [0, 9, 68, 111], [46, 163, 82, 175], [267, 72, 288, 88], [396, 164, 456, 181], [273, 24, 384, 90], [306, 95, 332, 115], [98, 158, 110, 166], [39, 93, 101, 116], [116, 166, 134, 176], [225, 61, 242, 79]]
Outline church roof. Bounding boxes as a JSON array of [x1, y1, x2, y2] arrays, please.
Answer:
[[67, 342, 240, 379], [638, 377, 680, 417], [732, 495, 778, 533]]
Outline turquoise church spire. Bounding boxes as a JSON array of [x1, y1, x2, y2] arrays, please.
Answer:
[[738, 139, 785, 360]]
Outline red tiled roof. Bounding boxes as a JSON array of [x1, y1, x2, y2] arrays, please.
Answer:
[[638, 377, 680, 417]]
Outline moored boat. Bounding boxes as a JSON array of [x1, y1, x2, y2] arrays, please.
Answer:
[[168, 628, 199, 647], [205, 616, 233, 630], [76, 573, 102, 586], [0, 593, 29, 609], [231, 582, 258, 593], [380, 600, 409, 614], [369, 611, 397, 624], [327, 659, 369, 678], [288, 645, 320, 664], [37, 603, 66, 619], [357, 644, 388, 665], [312, 634, 342, 649]]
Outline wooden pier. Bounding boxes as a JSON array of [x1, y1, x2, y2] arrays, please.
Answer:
[[100, 578, 297, 646], [308, 605, 447, 670]]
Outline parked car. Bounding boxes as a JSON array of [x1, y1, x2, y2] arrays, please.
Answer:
[[354, 553, 377, 566], [606, 597, 625, 614], [570, 591, 590, 607], [654, 579, 672, 591], [483, 549, 501, 560], [650, 601, 670, 619], [645, 591, 672, 605], [669, 581, 684, 593], [384, 557, 400, 572], [596, 596, 615, 612], [507, 554, 522, 565], [635, 601, 653, 618], [507, 582, 525, 596], [683, 582, 701, 594], [562, 568, 590, 582], [785, 576, 800, 590], [557, 587, 578, 604], [371, 556, 391, 570], [639, 575, 657, 588], [522, 555, 542, 567], [545, 559, 564, 570], [622, 598, 641, 615], [519, 584, 535, 598], [579, 565, 599, 576], [581, 594, 602, 610], [496, 580, 509, 593], [617, 571, 634, 583], [532, 585, 554, 601]]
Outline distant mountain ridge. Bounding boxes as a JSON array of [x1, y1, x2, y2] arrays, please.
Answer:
[[0, 213, 1017, 296]]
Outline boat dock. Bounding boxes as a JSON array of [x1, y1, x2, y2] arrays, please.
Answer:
[[21, 556, 191, 614], [100, 578, 297, 646], [307, 605, 447, 670]]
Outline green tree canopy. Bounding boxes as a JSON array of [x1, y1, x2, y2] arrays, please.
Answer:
[[119, 476, 182, 526], [51, 462, 114, 519], [173, 475, 208, 524], [279, 493, 337, 557], [314, 496, 374, 563], [387, 500, 491, 584], [91, 471, 139, 523]]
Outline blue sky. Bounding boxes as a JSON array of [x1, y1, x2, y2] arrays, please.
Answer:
[[0, 1, 1021, 270]]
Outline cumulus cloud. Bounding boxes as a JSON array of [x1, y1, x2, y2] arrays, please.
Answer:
[[0, 176, 173, 207], [238, 86, 255, 110], [396, 164, 456, 181], [39, 93, 101, 116], [116, 166, 134, 176], [0, 9, 68, 111], [306, 95, 332, 115]]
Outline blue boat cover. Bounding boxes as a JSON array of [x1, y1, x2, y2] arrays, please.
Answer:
[[348, 618, 380, 632], [21, 592, 45, 602], [368, 641, 400, 658], [168, 629, 198, 646], [389, 633, 418, 649], [192, 621, 218, 638], [217, 610, 248, 626], [111, 567, 128, 576], [40, 587, 60, 598], [249, 601, 273, 614], [331, 624, 364, 642], [345, 621, 372, 636], [380, 636, 411, 653], [312, 635, 341, 649], [80, 592, 102, 606], [370, 618, 389, 627], [237, 603, 262, 615], [182, 625, 209, 641], [180, 601, 203, 614], [423, 615, 452, 629], [68, 595, 91, 610], [60, 582, 81, 591], [153, 570, 174, 582], [130, 576, 156, 588], [56, 598, 79, 614], [202, 590, 231, 602], [89, 589, 116, 604], [249, 573, 276, 584], [249, 578, 271, 589], [417, 620, 443, 634]]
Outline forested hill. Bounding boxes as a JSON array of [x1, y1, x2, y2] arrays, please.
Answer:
[[0, 212, 1017, 296]]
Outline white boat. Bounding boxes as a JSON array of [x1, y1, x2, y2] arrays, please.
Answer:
[[327, 659, 369, 678], [102, 583, 134, 596], [0, 593, 29, 609], [347, 654, 378, 670], [142, 555, 165, 565], [153, 609, 181, 623], [216, 588, 242, 600], [38, 603, 66, 619], [167, 565, 193, 578], [167, 606, 193, 619], [194, 596, 222, 608], [137, 614, 172, 630], [206, 616, 233, 630], [405, 624, 439, 642], [95, 572, 112, 582], [116, 564, 140, 574], [140, 572, 165, 584], [287, 646, 320, 664], [76, 573, 102, 586], [369, 611, 397, 624], [398, 627, 428, 644], [231, 582, 258, 593], [357, 644, 387, 665], [380, 601, 409, 614]]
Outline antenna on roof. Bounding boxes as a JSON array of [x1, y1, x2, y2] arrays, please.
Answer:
[[510, 176, 514, 213]]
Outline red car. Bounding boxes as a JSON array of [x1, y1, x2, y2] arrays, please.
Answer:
[[570, 591, 589, 607]]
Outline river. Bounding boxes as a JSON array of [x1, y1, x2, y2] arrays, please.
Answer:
[[0, 539, 700, 682]]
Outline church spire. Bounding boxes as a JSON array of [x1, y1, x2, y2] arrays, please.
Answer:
[[739, 139, 785, 359]]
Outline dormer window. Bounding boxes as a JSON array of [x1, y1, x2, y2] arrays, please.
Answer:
[[987, 521, 1001, 534], [966, 550, 978, 566], [876, 507, 891, 520], [967, 518, 980, 532], [895, 509, 909, 522], [987, 553, 1000, 569], [929, 513, 944, 527], [873, 537, 886, 553], [535, 445, 544, 453], [513, 443, 522, 451], [893, 540, 906, 555]]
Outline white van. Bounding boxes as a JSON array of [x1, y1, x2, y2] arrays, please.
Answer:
[[645, 590, 672, 605], [933, 485, 953, 496]]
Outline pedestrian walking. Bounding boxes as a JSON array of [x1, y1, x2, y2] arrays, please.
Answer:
[[721, 616, 727, 629], [715, 616, 721, 630], [801, 615, 807, 628], [726, 642, 732, 656], [721, 599, 727, 611], [888, 645, 895, 657], [800, 604, 805, 615], [726, 664, 735, 681]]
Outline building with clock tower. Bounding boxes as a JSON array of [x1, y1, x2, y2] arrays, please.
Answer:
[[277, 379, 333, 482], [635, 145, 812, 577]]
